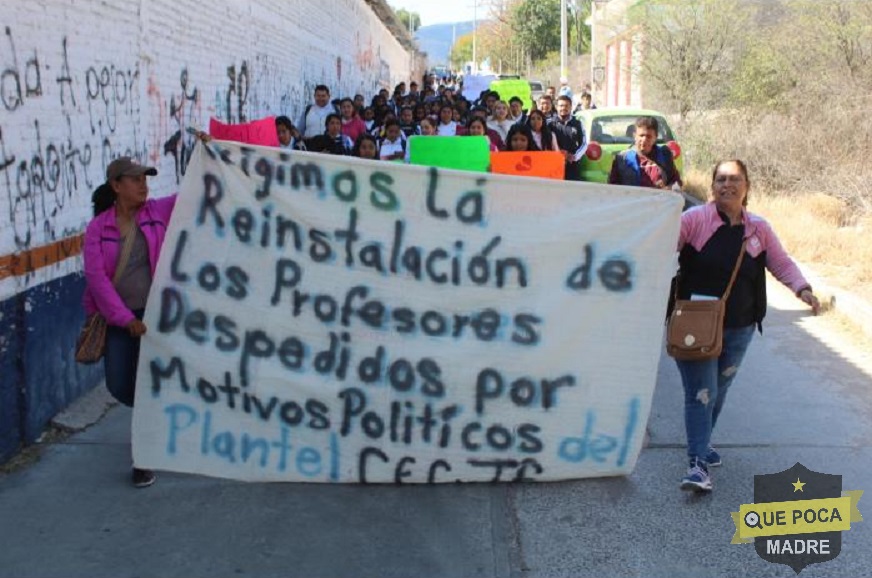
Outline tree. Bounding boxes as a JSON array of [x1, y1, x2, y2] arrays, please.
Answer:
[[729, 0, 872, 109], [628, 0, 756, 124], [512, 0, 562, 62], [477, 0, 522, 74], [394, 8, 421, 33], [788, 0, 872, 87], [450, 33, 475, 70], [729, 40, 796, 110], [569, 0, 592, 56]]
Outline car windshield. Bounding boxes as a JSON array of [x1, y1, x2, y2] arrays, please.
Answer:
[[589, 116, 675, 145], [529, 82, 543, 91]]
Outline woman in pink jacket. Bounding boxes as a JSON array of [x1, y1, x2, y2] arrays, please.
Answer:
[[339, 97, 367, 144], [673, 159, 820, 493], [82, 157, 176, 488]]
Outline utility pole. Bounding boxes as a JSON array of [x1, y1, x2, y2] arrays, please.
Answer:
[[560, 0, 568, 81], [472, 1, 478, 74]]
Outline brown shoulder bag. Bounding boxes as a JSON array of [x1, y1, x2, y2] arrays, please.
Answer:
[[666, 240, 747, 361], [75, 222, 138, 364]]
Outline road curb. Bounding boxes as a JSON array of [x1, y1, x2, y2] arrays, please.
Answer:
[[51, 382, 117, 433]]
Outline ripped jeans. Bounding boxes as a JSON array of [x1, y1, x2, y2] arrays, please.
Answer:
[[675, 324, 756, 461]]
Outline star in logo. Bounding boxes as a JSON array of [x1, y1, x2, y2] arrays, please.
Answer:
[[792, 478, 806, 492]]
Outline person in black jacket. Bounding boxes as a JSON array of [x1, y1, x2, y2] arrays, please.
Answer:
[[549, 95, 587, 181], [672, 159, 819, 493], [306, 114, 353, 155]]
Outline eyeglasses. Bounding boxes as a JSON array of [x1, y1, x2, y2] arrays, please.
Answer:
[[714, 175, 745, 184]]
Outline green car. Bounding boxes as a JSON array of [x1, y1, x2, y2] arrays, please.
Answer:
[[575, 108, 683, 183]]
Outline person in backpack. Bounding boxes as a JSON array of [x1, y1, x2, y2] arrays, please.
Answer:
[[608, 116, 682, 189], [275, 116, 305, 151], [378, 119, 407, 161], [408, 81, 421, 101], [362, 107, 377, 132], [298, 84, 336, 140], [537, 94, 557, 122], [353, 133, 380, 160], [504, 123, 537, 152], [574, 92, 597, 113], [306, 113, 353, 155], [397, 106, 418, 138], [508, 96, 527, 125]]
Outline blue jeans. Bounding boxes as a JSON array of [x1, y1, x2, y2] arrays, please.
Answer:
[[675, 324, 756, 461], [104, 309, 144, 407]]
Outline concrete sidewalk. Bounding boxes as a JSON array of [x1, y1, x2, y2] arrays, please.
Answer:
[[1, 280, 870, 578]]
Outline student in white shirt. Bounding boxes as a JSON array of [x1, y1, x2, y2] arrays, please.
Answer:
[[378, 120, 406, 161], [298, 84, 336, 139], [436, 104, 458, 136]]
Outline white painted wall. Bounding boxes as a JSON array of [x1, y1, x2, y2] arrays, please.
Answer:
[[0, 0, 413, 300]]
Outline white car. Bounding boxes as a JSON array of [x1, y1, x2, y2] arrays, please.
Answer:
[[528, 80, 545, 103]]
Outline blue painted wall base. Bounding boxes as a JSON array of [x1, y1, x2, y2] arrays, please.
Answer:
[[0, 273, 104, 463]]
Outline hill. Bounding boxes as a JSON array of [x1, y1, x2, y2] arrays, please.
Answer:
[[414, 21, 475, 67]]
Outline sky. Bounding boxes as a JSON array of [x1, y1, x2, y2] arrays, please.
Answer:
[[387, 0, 480, 26]]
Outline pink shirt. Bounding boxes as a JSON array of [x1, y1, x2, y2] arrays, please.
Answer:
[[341, 117, 367, 144]]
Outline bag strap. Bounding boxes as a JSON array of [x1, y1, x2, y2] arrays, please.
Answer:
[[673, 238, 747, 303], [721, 238, 748, 302], [112, 218, 139, 286]]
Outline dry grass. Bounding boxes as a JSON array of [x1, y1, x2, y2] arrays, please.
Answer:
[[679, 90, 872, 311], [682, 167, 711, 202], [681, 94, 872, 211], [680, 164, 872, 308], [749, 193, 872, 302], [659, 6, 872, 337]]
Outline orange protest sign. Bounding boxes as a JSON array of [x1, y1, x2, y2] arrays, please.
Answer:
[[490, 151, 565, 180]]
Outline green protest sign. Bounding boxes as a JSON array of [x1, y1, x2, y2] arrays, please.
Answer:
[[408, 136, 491, 172], [490, 78, 533, 110]]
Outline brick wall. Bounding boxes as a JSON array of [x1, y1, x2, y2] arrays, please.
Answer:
[[0, 0, 415, 462]]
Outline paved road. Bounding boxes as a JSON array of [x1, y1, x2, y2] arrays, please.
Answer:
[[1, 280, 870, 578]]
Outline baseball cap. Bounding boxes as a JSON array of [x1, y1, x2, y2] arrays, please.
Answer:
[[106, 157, 157, 182]]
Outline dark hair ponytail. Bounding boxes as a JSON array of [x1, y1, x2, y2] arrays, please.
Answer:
[[91, 183, 116, 216]]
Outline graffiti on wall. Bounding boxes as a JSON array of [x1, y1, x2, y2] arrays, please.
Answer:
[[353, 31, 393, 95], [147, 67, 204, 185], [0, 28, 147, 255], [1, 6, 413, 284]]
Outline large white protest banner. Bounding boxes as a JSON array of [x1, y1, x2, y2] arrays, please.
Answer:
[[132, 142, 682, 483]]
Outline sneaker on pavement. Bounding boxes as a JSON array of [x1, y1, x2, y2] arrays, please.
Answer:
[[706, 447, 722, 467], [680, 459, 712, 492], [132, 467, 156, 488]]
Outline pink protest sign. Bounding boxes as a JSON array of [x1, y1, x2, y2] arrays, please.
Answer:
[[209, 117, 279, 147]]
